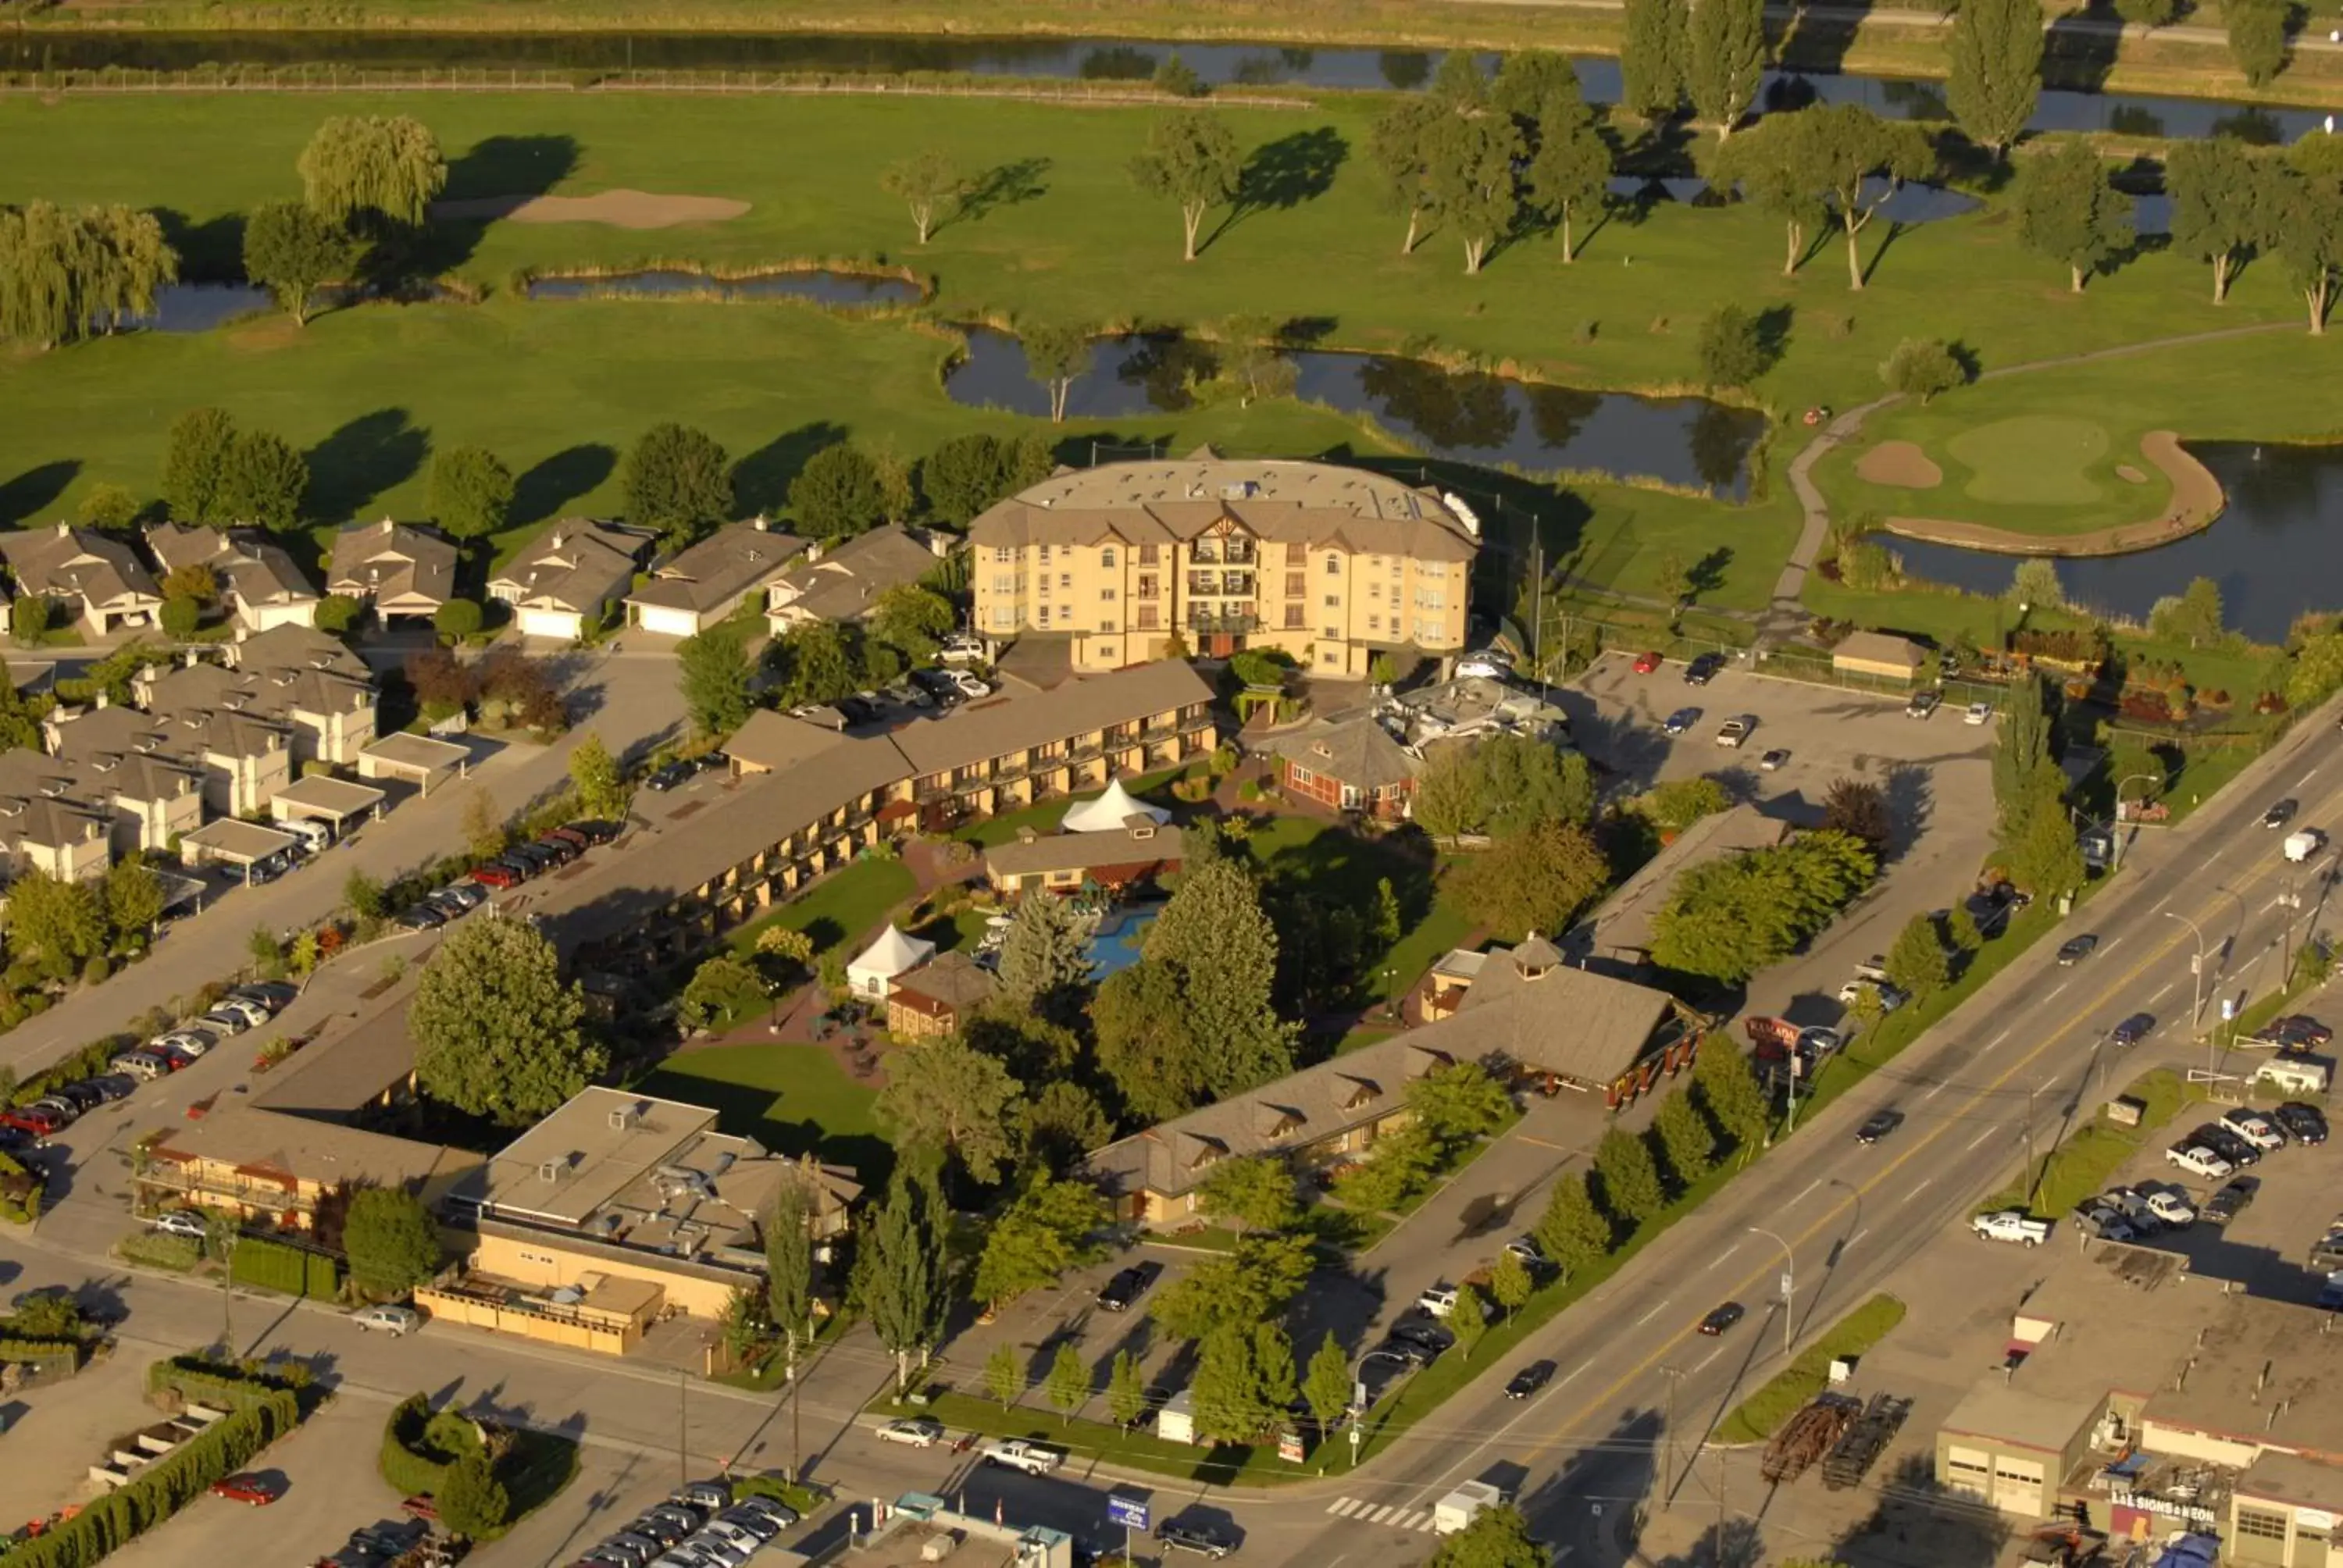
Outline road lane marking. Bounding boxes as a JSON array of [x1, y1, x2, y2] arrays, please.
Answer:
[[1703, 1245, 1740, 1273], [2151, 982, 2174, 1002], [1909, 1177, 1933, 1197], [1986, 1029, 2013, 1050], [1368, 1505, 1396, 1523], [1635, 1301, 1671, 1327], [1849, 1228, 1870, 1247], [1329, 1499, 1360, 1516], [2046, 982, 2068, 1000], [2300, 767, 2321, 787], [1693, 1348, 1724, 1374], [1924, 1082, 1949, 1101], [1791, 1178, 1821, 1206], [1967, 1127, 1998, 1152]]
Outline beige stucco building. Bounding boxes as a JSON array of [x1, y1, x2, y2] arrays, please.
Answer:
[[967, 452, 1480, 678]]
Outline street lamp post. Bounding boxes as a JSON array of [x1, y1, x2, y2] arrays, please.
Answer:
[[2164, 909, 2215, 1078], [2110, 772, 2161, 872], [1746, 1224, 1794, 1356]]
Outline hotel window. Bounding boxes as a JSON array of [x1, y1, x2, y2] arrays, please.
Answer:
[[1322, 626, 1339, 641], [1101, 547, 1117, 568], [1368, 615, 1382, 630], [991, 575, 1012, 595], [1324, 554, 1342, 576], [1284, 604, 1305, 629], [1097, 643, 1118, 660], [990, 607, 1015, 629], [1039, 543, 1051, 564], [1100, 618, 1117, 632], [1286, 572, 1305, 597], [2238, 1513, 2290, 1542], [1138, 606, 1160, 630], [1138, 575, 1158, 598], [1100, 587, 1118, 601], [1038, 605, 1051, 626], [1139, 543, 1160, 565], [1416, 589, 1446, 610], [1368, 583, 1382, 600], [993, 547, 1012, 563], [1323, 593, 1340, 608], [1060, 573, 1072, 590]]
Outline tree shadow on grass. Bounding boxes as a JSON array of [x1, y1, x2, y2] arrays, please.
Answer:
[[631, 1060, 892, 1181], [955, 156, 1053, 229], [154, 208, 248, 284], [414, 133, 583, 279], [304, 408, 430, 524], [1206, 127, 1347, 252], [0, 460, 79, 527], [511, 444, 618, 527], [731, 421, 847, 519]]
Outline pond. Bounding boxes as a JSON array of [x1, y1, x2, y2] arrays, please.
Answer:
[[522, 268, 922, 307], [1885, 442, 2343, 643], [5, 30, 2328, 144], [945, 328, 1767, 497], [133, 283, 273, 333]]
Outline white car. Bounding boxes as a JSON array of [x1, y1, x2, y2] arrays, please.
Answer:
[[1454, 652, 1510, 681], [1971, 1209, 2051, 1246], [939, 635, 986, 666], [979, 1438, 1064, 1475], [1835, 978, 1908, 1012], [2145, 1189, 2197, 1227], [1503, 1236, 1546, 1267], [154, 1032, 212, 1059], [2166, 1145, 2234, 1178], [950, 672, 992, 700], [150, 1210, 209, 1239], [1964, 702, 1992, 725], [1415, 1284, 1459, 1318], [351, 1304, 422, 1335], [875, 1417, 944, 1448], [216, 998, 271, 1029]]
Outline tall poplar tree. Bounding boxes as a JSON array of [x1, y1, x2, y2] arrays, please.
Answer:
[[1946, 0, 2045, 157], [1620, 0, 1688, 119], [1687, 0, 1765, 138]]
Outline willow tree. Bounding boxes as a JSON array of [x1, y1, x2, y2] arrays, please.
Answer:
[[0, 201, 177, 350], [297, 115, 448, 230]]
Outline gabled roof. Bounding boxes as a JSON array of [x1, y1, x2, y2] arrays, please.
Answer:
[[1573, 804, 1792, 966], [889, 950, 1000, 1016], [982, 822, 1176, 880], [326, 519, 456, 608], [144, 523, 318, 611], [887, 661, 1214, 777], [2, 523, 158, 607], [626, 521, 808, 615], [488, 519, 651, 614], [766, 525, 940, 624], [1264, 715, 1425, 792], [847, 924, 935, 983], [1831, 630, 1926, 669]]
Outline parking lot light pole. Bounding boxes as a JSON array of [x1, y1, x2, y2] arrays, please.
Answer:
[[1746, 1225, 1794, 1356], [2165, 910, 2209, 1032]]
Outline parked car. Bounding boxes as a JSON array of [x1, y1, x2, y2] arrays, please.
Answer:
[[352, 1304, 421, 1335], [1389, 1319, 1454, 1353], [1699, 1302, 1746, 1335], [1663, 707, 1701, 736], [2166, 1144, 2234, 1178], [647, 761, 695, 792], [1632, 650, 1664, 674], [469, 863, 523, 890], [1906, 690, 1942, 719], [157, 1028, 218, 1055], [1759, 747, 1792, 772], [2205, 1177, 2259, 1223], [197, 1009, 251, 1036], [1684, 652, 1725, 686], [1714, 715, 1756, 749], [48, 1082, 107, 1114], [1972, 1210, 2052, 1246], [1097, 1260, 1163, 1313], [672, 1481, 732, 1513], [1964, 702, 1993, 725], [426, 883, 483, 914], [1415, 1284, 1460, 1318], [2195, 1125, 2260, 1167], [83, 1074, 136, 1103], [730, 1496, 797, 1530], [568, 819, 624, 845], [210, 1474, 280, 1506], [2111, 1014, 2155, 1047], [110, 1050, 169, 1082], [2270, 1014, 2334, 1047], [2221, 1109, 2285, 1151], [939, 634, 986, 665], [1505, 1361, 1555, 1399], [2056, 935, 2099, 966], [228, 982, 296, 1014], [979, 1438, 1064, 1475], [2144, 1188, 2197, 1227], [875, 1417, 944, 1448], [713, 1508, 779, 1542], [151, 1209, 209, 1238], [394, 904, 447, 932], [1503, 1236, 1547, 1267], [0, 1107, 66, 1137], [1370, 1338, 1435, 1369], [2277, 1103, 2330, 1145], [2265, 799, 2301, 829], [1454, 651, 1510, 681], [1154, 1522, 1236, 1559], [950, 672, 993, 701], [1856, 1109, 1905, 1145]]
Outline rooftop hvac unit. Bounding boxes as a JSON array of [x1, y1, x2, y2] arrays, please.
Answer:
[[921, 1532, 961, 1562]]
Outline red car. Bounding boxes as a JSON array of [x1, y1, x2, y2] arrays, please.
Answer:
[[211, 1474, 280, 1506], [0, 1107, 64, 1136], [469, 863, 522, 890], [1633, 650, 1664, 674]]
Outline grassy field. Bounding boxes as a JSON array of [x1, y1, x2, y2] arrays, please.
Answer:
[[726, 853, 917, 957], [633, 1039, 889, 1174], [1714, 1293, 1907, 1444]]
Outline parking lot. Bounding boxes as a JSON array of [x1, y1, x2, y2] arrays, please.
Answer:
[[2109, 1094, 2342, 1305]]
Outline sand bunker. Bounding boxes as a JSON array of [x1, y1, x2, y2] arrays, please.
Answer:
[[430, 189, 751, 230], [1854, 440, 1943, 489], [1878, 430, 2224, 558]]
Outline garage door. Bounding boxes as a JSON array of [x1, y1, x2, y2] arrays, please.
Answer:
[[1945, 1447, 1993, 1499], [1992, 1456, 2046, 1514]]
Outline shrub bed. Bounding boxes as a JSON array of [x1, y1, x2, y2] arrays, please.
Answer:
[[0, 1150, 42, 1224], [229, 1236, 339, 1299], [1715, 1295, 1908, 1442]]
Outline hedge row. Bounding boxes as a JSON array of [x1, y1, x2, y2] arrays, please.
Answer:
[[0, 1387, 298, 1568], [228, 1237, 337, 1299], [145, 1355, 308, 1417], [378, 1393, 458, 1499]]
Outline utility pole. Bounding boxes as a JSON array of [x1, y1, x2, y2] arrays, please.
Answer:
[[1658, 1363, 1685, 1512], [679, 1368, 689, 1485], [2021, 1084, 2038, 1202]]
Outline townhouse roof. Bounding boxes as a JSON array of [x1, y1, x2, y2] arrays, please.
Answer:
[[626, 521, 808, 615], [726, 707, 858, 775], [2, 523, 159, 606], [143, 523, 318, 611], [326, 519, 457, 607], [887, 660, 1214, 777], [51, 696, 289, 768], [1574, 805, 1793, 965], [983, 823, 1176, 880], [223, 623, 371, 682], [1264, 715, 1425, 793], [968, 457, 1480, 563], [248, 979, 421, 1118], [139, 658, 370, 737], [890, 950, 999, 1017], [149, 1103, 483, 1196], [0, 748, 112, 851], [767, 525, 939, 623], [487, 519, 651, 613]]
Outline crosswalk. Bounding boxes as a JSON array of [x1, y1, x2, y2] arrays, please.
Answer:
[[1324, 1496, 1441, 1533]]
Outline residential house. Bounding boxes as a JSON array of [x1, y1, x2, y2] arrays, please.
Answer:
[[968, 452, 1480, 677], [763, 524, 945, 633], [2, 523, 161, 636], [1564, 804, 1792, 976], [982, 822, 1179, 899], [442, 1089, 860, 1349], [0, 749, 114, 882], [1264, 714, 1426, 819], [144, 523, 319, 632], [51, 696, 292, 820], [216, 624, 379, 767], [625, 519, 806, 638], [885, 951, 999, 1040], [1, 737, 203, 861], [487, 519, 653, 641], [1088, 942, 1684, 1224], [327, 519, 458, 625], [135, 1106, 483, 1231]]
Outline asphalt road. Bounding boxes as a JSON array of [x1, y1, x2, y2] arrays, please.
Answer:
[[1214, 706, 2343, 1568]]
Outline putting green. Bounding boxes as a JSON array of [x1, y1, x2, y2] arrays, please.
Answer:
[[1946, 417, 2113, 505]]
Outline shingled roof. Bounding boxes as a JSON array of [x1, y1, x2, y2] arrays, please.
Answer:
[[1263, 715, 1424, 793]]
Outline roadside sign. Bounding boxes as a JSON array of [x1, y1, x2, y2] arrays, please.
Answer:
[[1107, 1495, 1150, 1532], [2222, 997, 2238, 1022], [1278, 1431, 1306, 1463], [1780, 1271, 1794, 1299]]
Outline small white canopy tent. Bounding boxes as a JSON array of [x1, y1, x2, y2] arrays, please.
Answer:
[[1061, 778, 1172, 834], [846, 924, 936, 1000]]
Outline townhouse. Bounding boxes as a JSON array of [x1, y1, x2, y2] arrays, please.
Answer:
[[487, 519, 654, 641], [968, 453, 1480, 678], [625, 519, 806, 637], [2, 523, 160, 636], [763, 524, 947, 633], [144, 523, 321, 632], [327, 519, 458, 625]]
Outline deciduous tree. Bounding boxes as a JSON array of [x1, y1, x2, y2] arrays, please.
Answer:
[[221, 430, 309, 531], [1799, 105, 1934, 289], [344, 1187, 443, 1297], [1822, 776, 1891, 855], [1650, 831, 1877, 981], [77, 483, 142, 529], [1992, 674, 2052, 832], [878, 1037, 1025, 1183], [297, 114, 448, 230], [2166, 138, 2281, 304], [1137, 859, 1298, 1097], [880, 149, 968, 244], [1095, 960, 1207, 1121], [1107, 1348, 1150, 1428], [0, 201, 177, 351], [1410, 1062, 1514, 1155], [6, 868, 108, 975], [1946, 0, 2044, 156], [1694, 1037, 1771, 1149], [622, 423, 732, 547], [1653, 1088, 1716, 1185], [1129, 111, 1244, 261], [1715, 112, 1830, 276], [1886, 911, 1951, 1000], [676, 623, 754, 739], [437, 1455, 511, 1542], [2014, 141, 2133, 290], [1696, 303, 1769, 388], [1421, 109, 1524, 274], [1450, 820, 1609, 940], [427, 444, 515, 541], [1489, 1249, 1535, 1322], [1620, 0, 1688, 118], [1151, 1232, 1314, 1339], [1492, 48, 1583, 124], [1523, 94, 1610, 262], [1019, 323, 1092, 424], [1593, 1125, 1665, 1228], [984, 1342, 1023, 1409], [789, 444, 886, 540], [103, 855, 164, 945], [920, 433, 1018, 523], [1045, 1342, 1089, 1425], [858, 1167, 951, 1392], [975, 1177, 1106, 1310], [1533, 1171, 1613, 1272], [2227, 0, 2289, 87], [1303, 1331, 1353, 1431], [1430, 1505, 1549, 1568], [409, 917, 604, 1125], [870, 583, 955, 660], [1688, 0, 1765, 137], [1192, 1324, 1272, 1439], [1018, 1081, 1113, 1174], [241, 200, 356, 327], [1429, 48, 1490, 110], [567, 733, 629, 821], [1198, 1155, 1302, 1235], [765, 1181, 815, 1355], [2277, 166, 2343, 333], [1880, 337, 1965, 402], [1367, 97, 1443, 254]]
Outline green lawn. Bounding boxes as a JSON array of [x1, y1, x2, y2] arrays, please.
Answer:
[[633, 1040, 889, 1178], [1714, 1294, 1907, 1444], [1982, 1068, 2194, 1219], [727, 855, 917, 957], [954, 768, 1187, 849]]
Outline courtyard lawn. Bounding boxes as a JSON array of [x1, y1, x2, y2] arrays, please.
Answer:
[[633, 1040, 889, 1177], [954, 768, 1187, 849], [727, 854, 917, 957]]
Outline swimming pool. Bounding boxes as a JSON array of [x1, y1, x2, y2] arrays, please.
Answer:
[[1084, 908, 1160, 978]]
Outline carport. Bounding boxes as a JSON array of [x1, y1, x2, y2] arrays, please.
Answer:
[[180, 818, 300, 882], [269, 775, 388, 835], [356, 732, 469, 797]]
